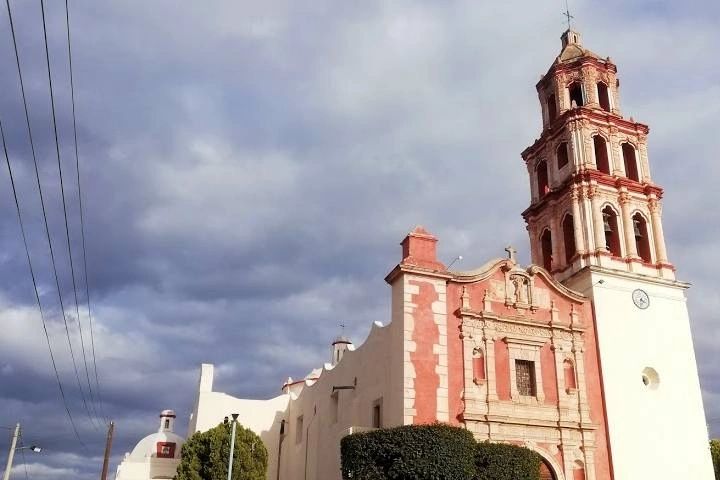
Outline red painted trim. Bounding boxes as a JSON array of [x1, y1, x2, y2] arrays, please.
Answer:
[[156, 442, 176, 459]]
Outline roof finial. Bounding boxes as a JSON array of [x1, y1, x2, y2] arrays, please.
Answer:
[[563, 0, 574, 30]]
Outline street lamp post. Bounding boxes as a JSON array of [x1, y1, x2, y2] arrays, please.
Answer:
[[227, 413, 239, 480], [2, 424, 41, 480]]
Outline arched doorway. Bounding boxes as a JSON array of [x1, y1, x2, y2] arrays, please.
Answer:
[[540, 459, 557, 480]]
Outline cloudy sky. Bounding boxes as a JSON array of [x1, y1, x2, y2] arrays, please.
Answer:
[[0, 0, 718, 478]]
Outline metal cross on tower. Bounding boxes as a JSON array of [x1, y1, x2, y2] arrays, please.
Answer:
[[563, 0, 574, 29]]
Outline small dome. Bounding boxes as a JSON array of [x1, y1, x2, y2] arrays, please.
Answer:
[[160, 409, 176, 418], [128, 430, 185, 460]]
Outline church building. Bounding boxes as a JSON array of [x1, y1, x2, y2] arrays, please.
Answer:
[[187, 28, 714, 480]]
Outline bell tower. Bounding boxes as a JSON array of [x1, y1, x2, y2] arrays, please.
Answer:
[[520, 29, 714, 480], [522, 29, 672, 282]]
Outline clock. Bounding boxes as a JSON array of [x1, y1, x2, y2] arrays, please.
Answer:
[[632, 289, 650, 309]]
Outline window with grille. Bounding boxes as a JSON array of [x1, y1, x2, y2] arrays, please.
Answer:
[[516, 360, 537, 396]]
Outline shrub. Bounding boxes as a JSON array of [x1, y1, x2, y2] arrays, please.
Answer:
[[474, 441, 541, 480], [341, 423, 476, 480], [175, 421, 267, 480]]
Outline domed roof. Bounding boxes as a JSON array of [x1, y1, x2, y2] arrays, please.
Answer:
[[128, 430, 185, 460], [126, 409, 185, 460]]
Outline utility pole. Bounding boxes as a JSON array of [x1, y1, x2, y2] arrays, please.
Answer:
[[2, 423, 20, 480], [100, 421, 114, 480]]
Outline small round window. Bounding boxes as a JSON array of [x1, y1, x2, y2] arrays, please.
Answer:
[[641, 367, 660, 390]]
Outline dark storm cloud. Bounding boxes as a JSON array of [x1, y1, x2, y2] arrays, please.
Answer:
[[1, 1, 719, 479]]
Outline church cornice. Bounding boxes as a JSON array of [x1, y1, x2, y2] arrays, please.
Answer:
[[521, 172, 664, 219], [522, 108, 649, 161], [537, 56, 617, 91]]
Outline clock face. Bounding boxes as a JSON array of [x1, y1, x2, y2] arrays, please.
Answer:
[[632, 289, 650, 309]]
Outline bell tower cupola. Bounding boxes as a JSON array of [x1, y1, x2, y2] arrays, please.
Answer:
[[521, 28, 674, 282]]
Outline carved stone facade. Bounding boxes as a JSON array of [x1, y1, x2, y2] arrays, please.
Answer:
[[449, 257, 602, 480]]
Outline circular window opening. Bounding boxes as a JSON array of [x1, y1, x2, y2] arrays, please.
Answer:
[[641, 367, 660, 390]]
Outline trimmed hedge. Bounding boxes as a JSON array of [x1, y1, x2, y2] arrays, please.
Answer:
[[341, 423, 476, 479], [474, 441, 541, 480]]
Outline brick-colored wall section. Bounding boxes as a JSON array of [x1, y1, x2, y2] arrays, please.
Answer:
[[407, 278, 449, 423], [494, 339, 511, 401], [541, 343, 558, 405]]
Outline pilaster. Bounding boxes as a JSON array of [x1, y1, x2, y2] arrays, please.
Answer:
[[618, 192, 638, 259]]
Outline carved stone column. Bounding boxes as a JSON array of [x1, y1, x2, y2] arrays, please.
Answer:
[[589, 186, 606, 252], [618, 192, 638, 258], [638, 135, 651, 183], [556, 73, 568, 112], [571, 188, 586, 254], [609, 126, 623, 176], [482, 321, 499, 402], [649, 198, 668, 263], [551, 211, 561, 271]]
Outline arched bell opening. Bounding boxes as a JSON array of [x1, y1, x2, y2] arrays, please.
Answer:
[[592, 135, 610, 174], [632, 212, 652, 262], [547, 93, 558, 123], [601, 206, 622, 256], [540, 229, 553, 271], [568, 82, 584, 108], [536, 160, 550, 198], [622, 143, 640, 181], [597, 82, 611, 112], [556, 142, 569, 170]]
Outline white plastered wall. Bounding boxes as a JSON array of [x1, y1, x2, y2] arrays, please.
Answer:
[[278, 316, 404, 480], [566, 269, 714, 479], [188, 364, 289, 480]]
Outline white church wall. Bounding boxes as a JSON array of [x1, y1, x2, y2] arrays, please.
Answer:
[[188, 364, 289, 480], [189, 310, 405, 480], [567, 269, 714, 479], [278, 318, 405, 480]]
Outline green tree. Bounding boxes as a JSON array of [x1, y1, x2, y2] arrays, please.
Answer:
[[711, 439, 720, 480], [175, 421, 267, 480]]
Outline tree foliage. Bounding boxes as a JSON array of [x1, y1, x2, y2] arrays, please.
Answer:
[[175, 421, 267, 480], [711, 439, 720, 480], [473, 441, 541, 480], [340, 424, 476, 479]]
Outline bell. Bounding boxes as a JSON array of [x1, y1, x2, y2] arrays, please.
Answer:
[[633, 219, 643, 237], [603, 214, 612, 233]]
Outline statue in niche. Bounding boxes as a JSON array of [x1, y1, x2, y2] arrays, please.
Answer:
[[511, 275, 530, 305]]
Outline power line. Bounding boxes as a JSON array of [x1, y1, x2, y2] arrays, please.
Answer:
[[38, 0, 101, 428], [63, 0, 107, 424], [0, 116, 86, 449], [4, 0, 97, 430]]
